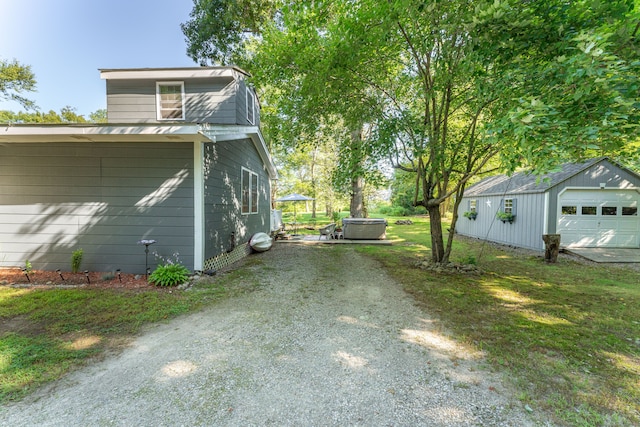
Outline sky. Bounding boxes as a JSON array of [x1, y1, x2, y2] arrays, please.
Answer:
[[0, 0, 198, 117]]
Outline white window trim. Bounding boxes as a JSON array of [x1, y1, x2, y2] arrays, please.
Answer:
[[156, 81, 185, 121], [241, 167, 259, 214], [246, 88, 255, 125], [504, 198, 514, 214]]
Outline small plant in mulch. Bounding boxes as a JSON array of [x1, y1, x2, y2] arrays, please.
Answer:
[[149, 252, 190, 287], [71, 248, 84, 273]]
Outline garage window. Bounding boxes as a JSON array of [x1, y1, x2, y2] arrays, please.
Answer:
[[502, 198, 517, 215], [582, 206, 597, 215], [562, 206, 577, 215], [469, 199, 477, 212], [622, 207, 638, 216], [602, 206, 618, 216]]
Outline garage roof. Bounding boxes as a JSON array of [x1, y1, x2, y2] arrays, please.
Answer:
[[464, 157, 638, 197]]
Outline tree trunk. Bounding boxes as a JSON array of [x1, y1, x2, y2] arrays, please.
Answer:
[[427, 204, 446, 263], [350, 175, 365, 218], [542, 234, 561, 263], [348, 126, 366, 218]]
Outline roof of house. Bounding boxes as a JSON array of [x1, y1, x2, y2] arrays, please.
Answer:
[[99, 66, 251, 80], [463, 157, 617, 197]]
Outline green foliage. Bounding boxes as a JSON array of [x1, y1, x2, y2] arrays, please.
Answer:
[[496, 211, 515, 222], [463, 211, 478, 220], [71, 249, 83, 274], [24, 260, 33, 275], [0, 106, 95, 124], [89, 109, 107, 123], [181, 0, 278, 65], [0, 59, 36, 109], [149, 263, 190, 287]]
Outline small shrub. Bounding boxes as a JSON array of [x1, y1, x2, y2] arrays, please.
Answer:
[[378, 206, 391, 215], [71, 249, 83, 273], [149, 263, 190, 287], [24, 260, 33, 275], [391, 206, 407, 216]]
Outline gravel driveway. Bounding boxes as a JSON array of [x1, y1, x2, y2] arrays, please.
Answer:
[[0, 243, 547, 426]]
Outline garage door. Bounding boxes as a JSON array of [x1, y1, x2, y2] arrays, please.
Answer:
[[557, 189, 640, 248]]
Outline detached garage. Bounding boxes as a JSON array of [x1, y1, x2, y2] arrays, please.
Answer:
[[456, 157, 640, 251]]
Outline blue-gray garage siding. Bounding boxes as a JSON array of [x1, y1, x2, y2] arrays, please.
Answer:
[[457, 158, 640, 251], [456, 192, 547, 251], [0, 142, 195, 273]]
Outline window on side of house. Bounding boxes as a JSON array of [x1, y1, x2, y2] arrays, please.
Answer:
[[469, 199, 477, 212], [561, 206, 577, 215], [156, 82, 185, 120], [242, 167, 258, 214], [246, 88, 255, 125]]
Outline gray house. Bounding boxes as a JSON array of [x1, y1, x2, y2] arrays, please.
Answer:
[[456, 157, 640, 251], [0, 67, 277, 274]]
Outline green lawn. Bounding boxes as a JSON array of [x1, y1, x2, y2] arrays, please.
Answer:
[[361, 215, 640, 427], [0, 264, 260, 403], [1, 213, 638, 426]]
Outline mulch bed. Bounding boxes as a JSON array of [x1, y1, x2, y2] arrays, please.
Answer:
[[0, 268, 157, 290]]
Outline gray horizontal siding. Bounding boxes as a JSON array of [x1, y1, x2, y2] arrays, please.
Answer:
[[203, 138, 271, 260], [106, 78, 239, 124], [0, 142, 195, 273]]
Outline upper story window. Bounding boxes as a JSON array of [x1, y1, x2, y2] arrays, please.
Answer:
[[246, 88, 255, 125], [156, 82, 185, 120]]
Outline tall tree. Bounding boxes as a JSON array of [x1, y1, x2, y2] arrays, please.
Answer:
[[253, 0, 639, 263], [181, 0, 278, 65], [0, 59, 36, 109], [183, 0, 639, 263]]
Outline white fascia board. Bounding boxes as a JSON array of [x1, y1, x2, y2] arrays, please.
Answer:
[[0, 124, 213, 143], [99, 67, 240, 81]]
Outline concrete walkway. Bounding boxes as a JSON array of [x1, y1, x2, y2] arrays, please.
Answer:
[[565, 247, 640, 263]]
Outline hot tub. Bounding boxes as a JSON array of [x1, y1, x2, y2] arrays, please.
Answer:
[[342, 218, 387, 240]]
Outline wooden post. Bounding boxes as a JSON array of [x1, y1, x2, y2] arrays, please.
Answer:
[[542, 234, 561, 263]]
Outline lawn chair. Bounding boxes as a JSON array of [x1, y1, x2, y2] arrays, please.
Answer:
[[318, 223, 336, 240]]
